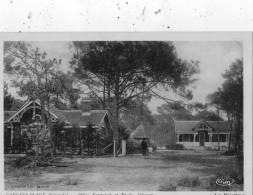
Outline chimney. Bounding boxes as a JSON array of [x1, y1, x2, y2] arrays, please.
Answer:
[[80, 99, 92, 116]]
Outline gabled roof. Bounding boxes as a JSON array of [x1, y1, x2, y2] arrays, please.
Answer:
[[5, 100, 60, 123], [62, 110, 107, 126], [49, 105, 67, 121], [130, 125, 149, 139], [207, 121, 230, 131], [4, 99, 108, 127], [175, 120, 230, 134]]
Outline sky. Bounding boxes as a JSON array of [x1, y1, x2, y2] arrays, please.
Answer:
[[148, 41, 242, 113], [5, 41, 242, 114]]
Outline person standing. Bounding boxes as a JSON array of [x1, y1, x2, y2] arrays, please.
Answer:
[[141, 139, 148, 156]]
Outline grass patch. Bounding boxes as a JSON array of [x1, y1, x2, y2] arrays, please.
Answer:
[[158, 183, 177, 191], [177, 176, 201, 187]]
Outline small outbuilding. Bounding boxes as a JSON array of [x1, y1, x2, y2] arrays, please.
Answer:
[[127, 125, 156, 154]]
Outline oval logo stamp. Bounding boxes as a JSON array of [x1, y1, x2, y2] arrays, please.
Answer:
[[216, 178, 235, 186]]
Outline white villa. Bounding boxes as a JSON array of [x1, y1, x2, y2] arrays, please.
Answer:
[[174, 120, 231, 150]]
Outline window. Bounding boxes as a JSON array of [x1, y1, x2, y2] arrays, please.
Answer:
[[212, 134, 218, 142], [195, 134, 199, 142], [219, 134, 226, 142], [179, 134, 183, 142], [189, 134, 194, 142], [212, 134, 227, 142], [205, 133, 209, 142], [179, 134, 194, 142]]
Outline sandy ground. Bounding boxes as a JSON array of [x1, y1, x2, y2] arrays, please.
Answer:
[[5, 150, 243, 191]]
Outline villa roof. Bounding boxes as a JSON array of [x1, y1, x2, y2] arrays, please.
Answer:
[[62, 110, 107, 126], [4, 100, 108, 127], [174, 120, 230, 134], [49, 105, 68, 122]]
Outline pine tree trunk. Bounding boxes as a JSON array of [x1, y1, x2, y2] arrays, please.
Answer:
[[78, 128, 82, 155], [227, 113, 233, 150], [40, 98, 46, 155], [47, 96, 54, 158], [236, 114, 241, 152], [112, 99, 119, 157], [112, 76, 120, 157]]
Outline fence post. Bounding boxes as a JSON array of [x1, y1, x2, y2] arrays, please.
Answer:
[[121, 140, 126, 156]]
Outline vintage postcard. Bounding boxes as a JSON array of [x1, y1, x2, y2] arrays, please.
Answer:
[[0, 32, 252, 195]]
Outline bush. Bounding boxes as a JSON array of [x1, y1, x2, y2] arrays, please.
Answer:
[[158, 183, 177, 191], [64, 176, 79, 185], [152, 145, 157, 152], [191, 176, 201, 187], [12, 168, 26, 181], [177, 176, 201, 187], [13, 155, 48, 168], [230, 170, 243, 184], [10, 166, 42, 181], [26, 149, 36, 156], [166, 144, 185, 150], [149, 139, 157, 152], [237, 151, 243, 161], [14, 156, 34, 168], [221, 149, 238, 156], [205, 146, 212, 151]]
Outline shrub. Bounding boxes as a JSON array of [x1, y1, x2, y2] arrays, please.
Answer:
[[13, 155, 48, 168], [237, 151, 243, 161], [14, 156, 34, 167], [221, 149, 238, 156], [230, 171, 243, 184], [64, 176, 79, 185], [149, 139, 158, 152], [13, 168, 25, 181], [166, 144, 185, 150], [12, 167, 39, 181], [158, 183, 177, 191], [191, 176, 201, 187], [177, 176, 201, 187], [205, 146, 212, 151], [177, 176, 191, 187]]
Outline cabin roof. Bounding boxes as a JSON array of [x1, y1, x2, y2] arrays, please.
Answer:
[[130, 125, 149, 139], [62, 110, 107, 126], [174, 120, 230, 133]]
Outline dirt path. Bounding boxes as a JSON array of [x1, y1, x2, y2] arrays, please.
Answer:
[[5, 150, 242, 191]]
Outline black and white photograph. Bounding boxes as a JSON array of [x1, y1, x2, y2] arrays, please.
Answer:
[[1, 33, 251, 193]]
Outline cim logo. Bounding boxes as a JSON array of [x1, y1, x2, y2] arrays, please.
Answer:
[[216, 178, 235, 186]]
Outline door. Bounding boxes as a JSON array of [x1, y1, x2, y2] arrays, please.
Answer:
[[199, 132, 205, 146]]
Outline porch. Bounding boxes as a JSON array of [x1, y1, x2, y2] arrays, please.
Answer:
[[176, 132, 230, 150]]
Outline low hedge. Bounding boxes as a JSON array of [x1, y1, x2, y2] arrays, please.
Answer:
[[166, 144, 185, 150]]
